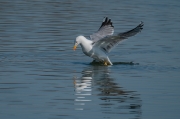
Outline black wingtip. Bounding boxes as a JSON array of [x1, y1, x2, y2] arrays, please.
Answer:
[[118, 21, 144, 37], [136, 21, 144, 31], [99, 17, 114, 29], [140, 21, 144, 26], [139, 21, 144, 30]]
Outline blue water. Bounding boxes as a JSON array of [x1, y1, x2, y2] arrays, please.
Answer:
[[0, 0, 180, 119]]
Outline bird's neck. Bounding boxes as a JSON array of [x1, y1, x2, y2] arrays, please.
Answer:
[[80, 38, 92, 52]]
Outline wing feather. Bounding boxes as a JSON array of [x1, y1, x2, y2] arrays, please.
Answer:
[[118, 21, 143, 38], [90, 17, 114, 42], [93, 22, 144, 53]]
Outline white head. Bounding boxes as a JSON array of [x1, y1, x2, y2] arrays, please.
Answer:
[[73, 35, 85, 50]]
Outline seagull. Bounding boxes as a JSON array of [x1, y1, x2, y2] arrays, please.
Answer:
[[73, 17, 143, 65]]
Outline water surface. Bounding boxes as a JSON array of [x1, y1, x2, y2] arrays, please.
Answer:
[[0, 0, 180, 119]]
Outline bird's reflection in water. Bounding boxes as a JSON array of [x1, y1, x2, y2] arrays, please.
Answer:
[[73, 65, 141, 118], [73, 69, 93, 111]]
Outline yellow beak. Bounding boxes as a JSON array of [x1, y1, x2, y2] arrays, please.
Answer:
[[73, 45, 77, 51], [73, 43, 78, 51]]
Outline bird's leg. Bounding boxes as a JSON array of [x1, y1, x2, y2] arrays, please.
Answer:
[[103, 58, 113, 66], [104, 61, 108, 66]]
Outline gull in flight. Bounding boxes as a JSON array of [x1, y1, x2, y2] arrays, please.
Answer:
[[73, 17, 143, 65]]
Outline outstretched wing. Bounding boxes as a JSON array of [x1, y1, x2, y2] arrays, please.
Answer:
[[90, 17, 114, 42], [118, 21, 143, 38], [93, 22, 144, 53]]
